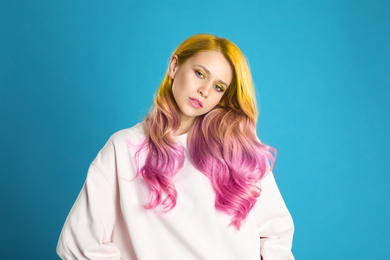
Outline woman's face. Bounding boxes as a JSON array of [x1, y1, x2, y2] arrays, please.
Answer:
[[168, 50, 233, 124]]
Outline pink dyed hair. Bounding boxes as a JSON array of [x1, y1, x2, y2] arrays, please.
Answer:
[[133, 34, 276, 229]]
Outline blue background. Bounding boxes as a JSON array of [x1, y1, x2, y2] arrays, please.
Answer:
[[1, 0, 389, 259]]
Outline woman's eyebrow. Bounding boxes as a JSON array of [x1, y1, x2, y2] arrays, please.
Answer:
[[196, 65, 228, 87]]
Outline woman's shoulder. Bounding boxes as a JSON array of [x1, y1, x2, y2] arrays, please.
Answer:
[[94, 122, 146, 160], [108, 122, 146, 145], [91, 122, 146, 172]]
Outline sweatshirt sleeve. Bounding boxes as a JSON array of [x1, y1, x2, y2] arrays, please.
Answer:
[[256, 172, 295, 260], [56, 139, 122, 259]]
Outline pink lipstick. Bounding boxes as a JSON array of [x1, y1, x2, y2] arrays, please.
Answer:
[[189, 97, 203, 108]]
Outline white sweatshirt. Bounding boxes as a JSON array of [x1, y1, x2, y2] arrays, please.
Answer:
[[57, 123, 294, 260]]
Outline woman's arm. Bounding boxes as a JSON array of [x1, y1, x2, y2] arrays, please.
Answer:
[[256, 172, 295, 260], [57, 140, 122, 259]]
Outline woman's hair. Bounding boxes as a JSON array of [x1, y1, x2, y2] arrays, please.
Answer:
[[134, 33, 276, 229]]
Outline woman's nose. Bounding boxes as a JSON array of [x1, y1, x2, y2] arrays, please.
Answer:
[[198, 83, 211, 97]]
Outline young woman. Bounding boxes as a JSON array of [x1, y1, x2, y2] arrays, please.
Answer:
[[57, 34, 294, 260]]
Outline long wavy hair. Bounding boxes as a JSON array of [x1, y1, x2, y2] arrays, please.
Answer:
[[133, 33, 276, 229]]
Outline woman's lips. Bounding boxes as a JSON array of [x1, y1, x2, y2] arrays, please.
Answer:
[[189, 97, 203, 108]]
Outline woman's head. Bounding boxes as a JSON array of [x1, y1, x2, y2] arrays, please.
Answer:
[[168, 50, 233, 126], [155, 34, 258, 129]]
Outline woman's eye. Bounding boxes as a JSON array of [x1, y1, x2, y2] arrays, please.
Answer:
[[215, 85, 224, 92], [195, 70, 205, 79]]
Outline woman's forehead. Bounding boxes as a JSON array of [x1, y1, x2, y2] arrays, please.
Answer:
[[186, 50, 233, 85]]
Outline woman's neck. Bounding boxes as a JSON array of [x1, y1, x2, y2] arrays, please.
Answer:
[[176, 115, 195, 135]]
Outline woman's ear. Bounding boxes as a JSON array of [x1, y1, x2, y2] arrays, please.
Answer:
[[168, 54, 179, 79]]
